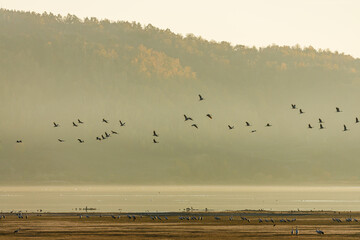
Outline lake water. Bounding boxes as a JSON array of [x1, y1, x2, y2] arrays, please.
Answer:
[[1, 186, 360, 213]]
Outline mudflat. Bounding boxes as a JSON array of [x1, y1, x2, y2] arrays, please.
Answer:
[[1, 211, 360, 239]]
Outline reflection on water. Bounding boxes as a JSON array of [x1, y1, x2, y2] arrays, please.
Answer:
[[0, 186, 359, 212]]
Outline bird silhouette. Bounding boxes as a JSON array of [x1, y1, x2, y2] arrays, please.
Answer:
[[191, 124, 198, 129], [245, 122, 251, 126], [299, 109, 304, 114], [101, 135, 106, 140], [77, 139, 84, 143], [319, 118, 324, 123], [356, 117, 359, 123], [308, 124, 313, 129], [319, 124, 325, 129], [228, 125, 234, 130], [105, 132, 110, 138], [72, 122, 78, 127], [153, 131, 159, 137], [291, 104, 297, 109], [96, 137, 101, 141], [199, 94, 204, 101], [111, 130, 118, 134], [251, 130, 257, 133], [206, 114, 212, 119], [58, 139, 65, 142], [119, 120, 125, 126], [184, 114, 193, 121], [78, 119, 84, 124], [336, 107, 342, 112], [343, 124, 349, 131], [265, 123, 272, 127], [153, 139, 159, 143], [103, 118, 108, 123], [16, 140, 22, 143], [53, 122, 59, 127]]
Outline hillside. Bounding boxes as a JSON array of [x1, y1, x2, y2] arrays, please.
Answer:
[[1, 9, 360, 185]]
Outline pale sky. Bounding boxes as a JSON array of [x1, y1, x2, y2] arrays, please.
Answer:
[[1, 0, 359, 58]]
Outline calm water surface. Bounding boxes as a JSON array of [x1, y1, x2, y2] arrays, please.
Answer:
[[0, 186, 360, 212]]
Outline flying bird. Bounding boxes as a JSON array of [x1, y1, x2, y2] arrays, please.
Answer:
[[291, 104, 297, 109], [184, 114, 193, 121], [153, 139, 159, 144], [198, 94, 204, 101], [206, 114, 212, 119], [77, 139, 84, 143], [58, 139, 65, 142], [53, 122, 59, 127], [153, 131, 159, 137], [343, 124, 349, 131], [72, 122, 78, 127], [336, 107, 342, 112], [111, 130, 118, 134], [103, 118, 108, 123], [78, 119, 84, 124], [245, 122, 251, 126], [191, 124, 198, 129], [299, 109, 304, 114], [228, 125, 234, 130], [308, 124, 313, 129], [119, 120, 125, 126]]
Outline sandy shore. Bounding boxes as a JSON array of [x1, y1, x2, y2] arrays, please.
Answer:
[[1, 211, 360, 239]]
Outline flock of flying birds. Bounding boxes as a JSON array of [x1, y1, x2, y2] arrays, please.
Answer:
[[14, 94, 358, 144]]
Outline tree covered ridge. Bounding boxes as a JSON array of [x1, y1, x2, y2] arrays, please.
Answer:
[[0, 8, 359, 83]]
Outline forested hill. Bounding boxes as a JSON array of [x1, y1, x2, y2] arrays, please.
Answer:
[[1, 9, 359, 85], [1, 9, 360, 185]]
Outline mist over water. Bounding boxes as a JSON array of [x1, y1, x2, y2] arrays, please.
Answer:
[[1, 186, 360, 212]]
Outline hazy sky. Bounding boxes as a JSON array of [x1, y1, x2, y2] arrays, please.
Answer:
[[1, 0, 359, 58]]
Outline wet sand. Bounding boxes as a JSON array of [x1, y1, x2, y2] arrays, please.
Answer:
[[1, 211, 360, 239]]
